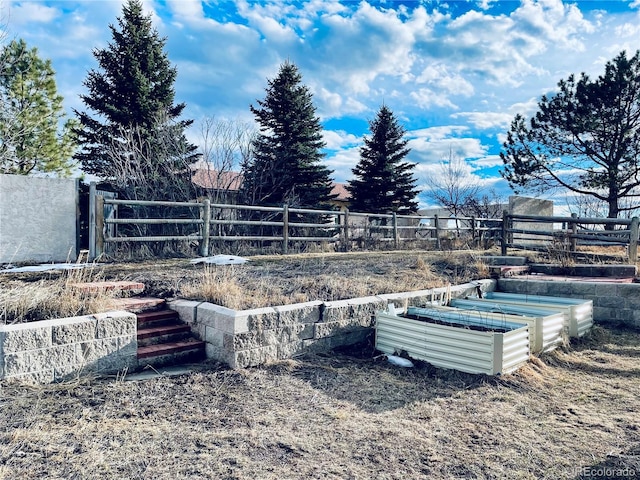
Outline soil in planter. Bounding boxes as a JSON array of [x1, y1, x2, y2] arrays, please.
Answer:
[[403, 313, 512, 334]]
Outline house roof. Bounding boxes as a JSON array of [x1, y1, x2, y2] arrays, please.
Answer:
[[191, 169, 243, 191], [191, 167, 350, 203], [330, 182, 351, 202]]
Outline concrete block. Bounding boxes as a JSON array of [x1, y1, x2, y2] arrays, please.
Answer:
[[593, 295, 622, 309], [313, 320, 362, 339], [167, 300, 202, 325], [233, 345, 278, 369], [117, 337, 138, 357], [5, 369, 55, 384], [244, 307, 279, 331], [90, 352, 136, 375], [568, 282, 597, 296], [80, 338, 120, 363], [322, 300, 351, 322], [348, 296, 386, 327], [302, 337, 332, 354], [377, 293, 411, 311], [277, 341, 305, 359], [595, 283, 619, 298], [0, 324, 52, 353], [274, 301, 322, 325], [228, 329, 281, 350], [52, 317, 96, 345], [3, 351, 33, 376], [297, 323, 314, 340], [204, 326, 225, 348], [30, 345, 81, 375], [196, 303, 243, 332], [95, 311, 136, 339]]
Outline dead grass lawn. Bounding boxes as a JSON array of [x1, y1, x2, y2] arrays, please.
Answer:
[[1, 326, 639, 480]]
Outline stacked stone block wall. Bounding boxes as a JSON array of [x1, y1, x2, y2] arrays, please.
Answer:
[[169, 279, 497, 369], [498, 278, 640, 328], [0, 311, 137, 383]]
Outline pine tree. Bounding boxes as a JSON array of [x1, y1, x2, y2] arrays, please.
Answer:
[[241, 61, 334, 208], [73, 0, 197, 198], [348, 105, 418, 214], [0, 39, 77, 176]]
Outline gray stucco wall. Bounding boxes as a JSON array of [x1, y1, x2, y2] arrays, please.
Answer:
[[0, 174, 78, 264]]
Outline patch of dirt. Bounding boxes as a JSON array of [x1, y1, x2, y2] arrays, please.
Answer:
[[1, 326, 639, 479]]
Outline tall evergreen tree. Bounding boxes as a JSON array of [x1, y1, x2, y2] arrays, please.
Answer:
[[348, 105, 418, 214], [241, 61, 334, 208], [0, 39, 77, 176], [73, 0, 197, 198], [501, 50, 640, 222]]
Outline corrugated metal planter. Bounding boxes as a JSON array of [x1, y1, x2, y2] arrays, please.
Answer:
[[483, 292, 593, 338], [375, 307, 530, 376], [450, 299, 566, 353]]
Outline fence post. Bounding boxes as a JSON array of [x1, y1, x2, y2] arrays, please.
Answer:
[[471, 216, 477, 246], [343, 209, 350, 251], [501, 210, 508, 256], [392, 212, 399, 249], [434, 214, 441, 249], [629, 217, 639, 264], [200, 199, 210, 257], [89, 182, 96, 261], [283, 204, 289, 254], [95, 195, 105, 259], [569, 212, 578, 252]]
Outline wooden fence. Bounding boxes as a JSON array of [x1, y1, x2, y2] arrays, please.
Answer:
[[92, 197, 499, 259], [501, 212, 639, 263], [92, 197, 640, 263]]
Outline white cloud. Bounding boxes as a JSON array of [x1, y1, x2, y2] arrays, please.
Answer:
[[451, 112, 513, 130], [323, 130, 360, 150]]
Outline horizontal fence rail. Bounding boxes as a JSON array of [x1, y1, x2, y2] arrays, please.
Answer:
[[91, 196, 639, 263]]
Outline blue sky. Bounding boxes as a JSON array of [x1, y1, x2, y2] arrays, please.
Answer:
[[3, 0, 640, 207]]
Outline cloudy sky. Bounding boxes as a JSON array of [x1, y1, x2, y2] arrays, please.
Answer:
[[3, 0, 640, 207]]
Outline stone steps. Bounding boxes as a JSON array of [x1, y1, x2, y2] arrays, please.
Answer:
[[78, 281, 206, 369], [135, 305, 205, 367]]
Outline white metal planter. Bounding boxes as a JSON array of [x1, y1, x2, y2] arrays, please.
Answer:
[[483, 292, 593, 338], [375, 307, 530, 375], [449, 299, 566, 353]]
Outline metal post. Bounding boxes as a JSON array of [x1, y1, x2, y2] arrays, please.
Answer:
[[283, 204, 289, 254], [434, 214, 441, 249], [200, 199, 210, 257], [629, 217, 639, 264]]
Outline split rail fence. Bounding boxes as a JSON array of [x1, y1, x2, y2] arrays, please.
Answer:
[[91, 197, 640, 263]]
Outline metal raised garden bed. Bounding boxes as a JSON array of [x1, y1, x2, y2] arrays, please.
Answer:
[[482, 292, 593, 338], [449, 298, 566, 353], [375, 305, 530, 375]]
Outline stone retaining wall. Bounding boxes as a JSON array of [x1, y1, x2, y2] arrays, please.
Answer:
[[498, 278, 640, 328], [0, 311, 137, 383], [169, 280, 497, 369]]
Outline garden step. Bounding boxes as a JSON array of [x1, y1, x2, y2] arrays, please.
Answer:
[[113, 296, 166, 313], [137, 339, 206, 360], [137, 324, 192, 346], [71, 280, 145, 294], [136, 309, 180, 327]]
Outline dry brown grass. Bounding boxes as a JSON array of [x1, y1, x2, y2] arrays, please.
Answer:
[[1, 325, 639, 479], [0, 265, 118, 324], [1, 251, 489, 321]]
